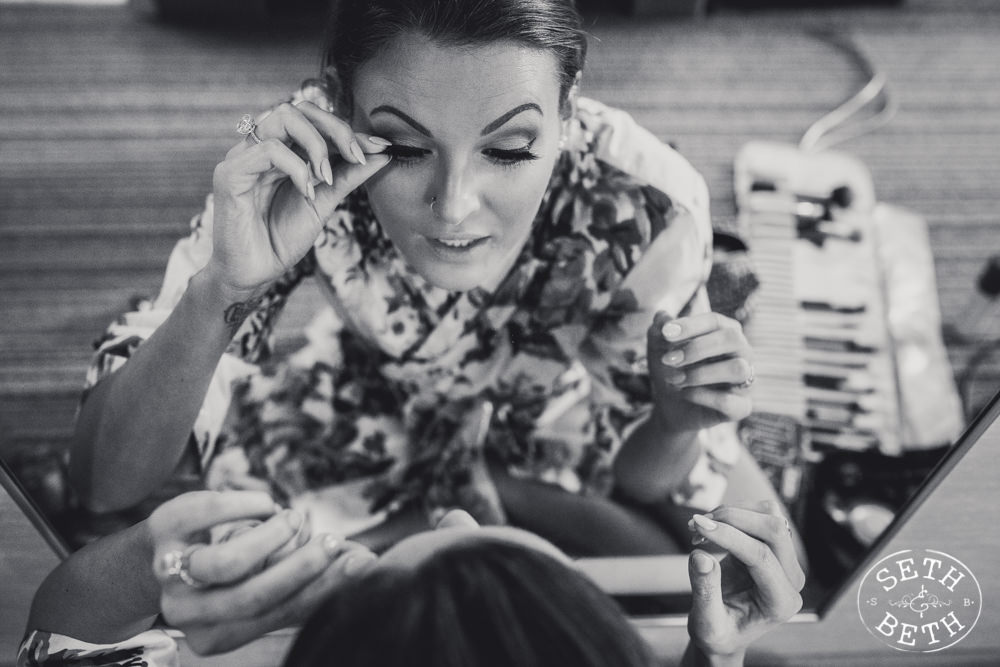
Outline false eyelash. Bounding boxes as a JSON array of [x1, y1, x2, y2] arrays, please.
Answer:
[[484, 148, 540, 167], [383, 144, 429, 161], [381, 141, 540, 170], [484, 137, 539, 169]]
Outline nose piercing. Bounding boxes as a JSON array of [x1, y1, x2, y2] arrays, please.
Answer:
[[430, 196, 437, 214]]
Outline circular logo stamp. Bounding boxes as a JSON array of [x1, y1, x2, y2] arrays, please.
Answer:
[[857, 548, 982, 652]]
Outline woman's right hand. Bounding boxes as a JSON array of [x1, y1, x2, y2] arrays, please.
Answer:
[[682, 500, 806, 666], [148, 490, 376, 655], [207, 101, 392, 295]]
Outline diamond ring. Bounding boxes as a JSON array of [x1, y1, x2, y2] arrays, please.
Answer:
[[161, 546, 208, 589], [236, 113, 262, 144]]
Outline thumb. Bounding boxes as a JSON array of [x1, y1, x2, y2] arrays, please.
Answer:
[[322, 152, 393, 204], [688, 550, 727, 639]]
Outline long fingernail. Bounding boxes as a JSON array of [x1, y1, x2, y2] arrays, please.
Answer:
[[692, 534, 708, 546], [350, 140, 366, 165], [662, 350, 684, 366], [322, 534, 339, 557], [321, 157, 333, 186], [367, 136, 392, 146], [343, 552, 376, 576], [692, 514, 718, 531], [307, 180, 316, 201], [662, 323, 683, 340], [666, 371, 686, 386]]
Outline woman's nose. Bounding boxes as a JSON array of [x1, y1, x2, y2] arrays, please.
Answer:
[[432, 163, 480, 226]]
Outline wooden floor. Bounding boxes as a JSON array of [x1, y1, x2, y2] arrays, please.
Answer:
[[1, 0, 998, 457]]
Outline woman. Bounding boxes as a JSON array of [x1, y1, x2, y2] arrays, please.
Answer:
[[19, 491, 806, 666], [69, 0, 767, 555]]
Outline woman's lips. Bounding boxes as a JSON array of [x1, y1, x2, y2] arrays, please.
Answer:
[[434, 236, 486, 248], [425, 234, 491, 259]]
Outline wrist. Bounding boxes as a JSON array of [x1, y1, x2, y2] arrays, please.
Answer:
[[613, 417, 701, 504], [196, 261, 270, 305], [649, 407, 676, 435], [136, 518, 157, 578], [189, 265, 270, 342], [683, 643, 746, 667], [122, 518, 165, 615], [649, 396, 698, 435]]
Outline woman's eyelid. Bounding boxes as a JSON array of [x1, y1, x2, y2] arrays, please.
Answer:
[[387, 141, 533, 152], [484, 132, 537, 152], [379, 136, 538, 165], [368, 128, 430, 151], [372, 128, 537, 151]]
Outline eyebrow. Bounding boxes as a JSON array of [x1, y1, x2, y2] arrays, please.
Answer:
[[368, 102, 543, 138], [480, 103, 543, 135]]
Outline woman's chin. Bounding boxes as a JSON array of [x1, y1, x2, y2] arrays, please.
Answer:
[[404, 237, 520, 293], [419, 265, 495, 292]]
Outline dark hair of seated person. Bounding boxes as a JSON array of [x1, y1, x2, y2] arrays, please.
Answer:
[[284, 539, 656, 667]]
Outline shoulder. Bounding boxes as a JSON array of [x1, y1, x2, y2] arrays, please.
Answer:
[[555, 97, 711, 260], [528, 99, 714, 318], [572, 97, 709, 219], [538, 97, 712, 272]]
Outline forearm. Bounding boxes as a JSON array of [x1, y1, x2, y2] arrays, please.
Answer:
[[71, 266, 261, 511], [26, 520, 160, 644], [613, 415, 701, 503]]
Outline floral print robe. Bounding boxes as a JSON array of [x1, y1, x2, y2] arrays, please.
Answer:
[[81, 89, 738, 540], [18, 630, 177, 667], [22, 89, 746, 667]]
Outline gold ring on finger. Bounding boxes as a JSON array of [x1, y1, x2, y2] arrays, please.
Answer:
[[739, 363, 755, 389]]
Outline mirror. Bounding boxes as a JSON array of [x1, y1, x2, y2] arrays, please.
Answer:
[[2, 0, 997, 626]]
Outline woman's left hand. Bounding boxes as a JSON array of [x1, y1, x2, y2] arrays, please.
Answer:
[[683, 500, 806, 664], [148, 491, 376, 655], [646, 311, 754, 434]]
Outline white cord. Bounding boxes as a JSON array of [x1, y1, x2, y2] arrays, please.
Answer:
[[798, 34, 898, 153]]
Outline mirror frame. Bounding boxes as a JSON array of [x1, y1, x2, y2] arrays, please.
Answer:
[[569, 387, 1000, 628]]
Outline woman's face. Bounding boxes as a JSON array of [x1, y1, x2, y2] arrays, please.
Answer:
[[352, 32, 566, 292]]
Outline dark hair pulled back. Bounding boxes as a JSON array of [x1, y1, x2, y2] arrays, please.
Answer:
[[321, 0, 587, 117], [283, 538, 655, 667]]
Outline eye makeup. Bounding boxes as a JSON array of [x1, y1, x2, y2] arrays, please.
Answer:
[[380, 138, 540, 169], [483, 139, 540, 169]]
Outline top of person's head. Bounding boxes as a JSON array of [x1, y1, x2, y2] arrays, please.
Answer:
[[321, 0, 587, 117], [283, 536, 656, 667]]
